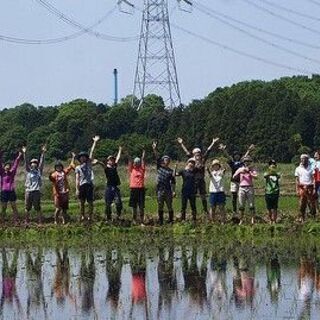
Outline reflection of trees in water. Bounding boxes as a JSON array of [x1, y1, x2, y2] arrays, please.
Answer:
[[79, 252, 95, 314], [25, 248, 47, 318], [53, 248, 73, 306], [0, 249, 21, 315]]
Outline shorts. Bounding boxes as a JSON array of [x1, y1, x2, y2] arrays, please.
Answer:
[[1, 190, 17, 203], [265, 193, 279, 210], [238, 186, 255, 211], [25, 190, 41, 211], [230, 182, 240, 193], [105, 186, 122, 207], [209, 192, 226, 206], [54, 193, 69, 210], [78, 183, 94, 203], [129, 188, 145, 209]]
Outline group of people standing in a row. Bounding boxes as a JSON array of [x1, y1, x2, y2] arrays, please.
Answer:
[[0, 135, 318, 225]]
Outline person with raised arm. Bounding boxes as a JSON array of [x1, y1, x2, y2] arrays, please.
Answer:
[[219, 143, 255, 216], [128, 149, 146, 225], [95, 146, 123, 222], [75, 136, 99, 222], [23, 144, 46, 224], [152, 141, 176, 225], [177, 137, 219, 219], [233, 156, 258, 225], [0, 150, 23, 224], [49, 152, 76, 224]]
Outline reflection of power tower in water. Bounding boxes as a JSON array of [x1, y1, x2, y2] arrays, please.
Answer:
[[122, 0, 192, 109]]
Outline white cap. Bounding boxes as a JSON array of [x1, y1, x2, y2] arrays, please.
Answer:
[[300, 154, 309, 159], [192, 147, 201, 155]]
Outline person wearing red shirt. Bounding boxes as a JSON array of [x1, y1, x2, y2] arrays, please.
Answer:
[[313, 151, 320, 212], [128, 150, 146, 225]]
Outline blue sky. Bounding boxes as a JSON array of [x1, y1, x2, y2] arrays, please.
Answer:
[[1, 0, 320, 109]]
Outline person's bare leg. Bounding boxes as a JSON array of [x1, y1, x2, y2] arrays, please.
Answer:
[[79, 200, 85, 221], [61, 209, 66, 225], [54, 208, 59, 224], [88, 202, 93, 221], [1, 202, 7, 223], [10, 202, 18, 224]]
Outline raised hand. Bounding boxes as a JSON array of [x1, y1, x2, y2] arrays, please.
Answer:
[[212, 137, 220, 144], [18, 151, 23, 158], [92, 135, 100, 142], [41, 144, 47, 153], [152, 141, 157, 149], [218, 143, 226, 150], [248, 144, 255, 151], [92, 159, 98, 165], [22, 146, 27, 153], [71, 152, 76, 158], [177, 137, 183, 144]]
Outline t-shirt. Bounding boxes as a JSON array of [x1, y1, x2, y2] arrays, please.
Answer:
[[264, 170, 280, 195], [49, 165, 74, 195], [105, 164, 120, 187], [178, 169, 196, 195], [186, 150, 210, 182], [228, 160, 244, 183], [25, 169, 42, 192], [75, 163, 94, 186], [234, 167, 257, 187], [295, 164, 314, 186], [129, 163, 146, 188], [209, 169, 225, 193], [156, 158, 175, 192], [0, 155, 21, 192]]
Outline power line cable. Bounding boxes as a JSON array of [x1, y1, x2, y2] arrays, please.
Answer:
[[258, 0, 320, 22], [34, 0, 139, 41], [194, 1, 320, 49], [194, 2, 320, 65], [171, 23, 315, 75], [241, 0, 320, 36], [0, 5, 122, 44]]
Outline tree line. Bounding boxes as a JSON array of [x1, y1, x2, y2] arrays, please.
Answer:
[[2, 74, 320, 163]]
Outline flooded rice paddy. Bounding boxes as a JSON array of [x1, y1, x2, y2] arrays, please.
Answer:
[[1, 240, 320, 319]]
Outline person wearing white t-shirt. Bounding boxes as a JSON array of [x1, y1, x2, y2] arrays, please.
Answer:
[[295, 154, 316, 222], [207, 159, 226, 224]]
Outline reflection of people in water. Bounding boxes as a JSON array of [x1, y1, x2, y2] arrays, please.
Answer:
[[0, 249, 21, 314], [106, 249, 122, 309], [26, 248, 47, 318], [206, 257, 227, 304], [232, 256, 256, 308], [53, 248, 73, 305], [266, 255, 281, 304], [298, 257, 315, 319], [182, 246, 207, 307], [79, 252, 95, 314]]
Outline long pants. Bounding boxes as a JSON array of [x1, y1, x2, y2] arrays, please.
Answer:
[[157, 190, 174, 224], [181, 193, 197, 220], [299, 185, 316, 218], [195, 179, 208, 213], [105, 186, 123, 220]]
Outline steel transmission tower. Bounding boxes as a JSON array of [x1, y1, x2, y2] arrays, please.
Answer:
[[132, 0, 192, 109]]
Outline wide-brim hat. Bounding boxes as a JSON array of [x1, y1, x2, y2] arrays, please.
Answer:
[[30, 158, 39, 164], [211, 159, 221, 166]]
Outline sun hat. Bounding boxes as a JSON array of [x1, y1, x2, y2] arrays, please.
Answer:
[[30, 158, 39, 164], [211, 159, 221, 166], [134, 157, 141, 164], [187, 158, 196, 164], [300, 154, 309, 159], [192, 147, 201, 155], [161, 155, 170, 161]]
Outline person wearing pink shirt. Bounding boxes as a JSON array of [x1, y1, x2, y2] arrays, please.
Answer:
[[128, 150, 146, 225], [0, 150, 23, 223], [233, 156, 258, 225]]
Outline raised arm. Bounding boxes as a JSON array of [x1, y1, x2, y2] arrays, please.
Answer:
[[243, 144, 255, 158], [177, 137, 191, 156], [152, 141, 159, 161], [39, 145, 46, 173], [75, 171, 80, 196], [0, 151, 4, 175], [22, 146, 30, 172], [206, 137, 220, 152], [11, 151, 22, 174], [89, 135, 100, 160], [141, 149, 145, 166], [115, 146, 122, 164], [65, 152, 76, 174]]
